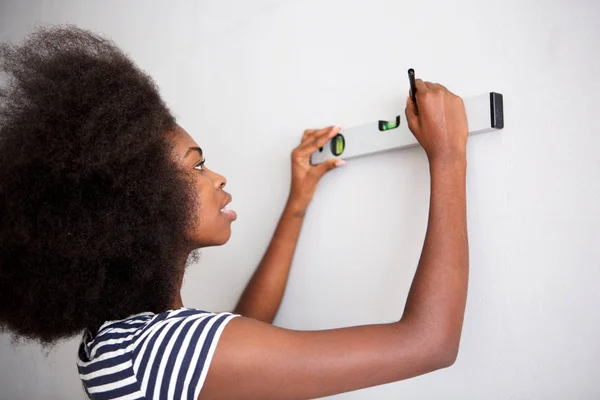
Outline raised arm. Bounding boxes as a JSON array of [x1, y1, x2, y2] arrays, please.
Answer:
[[233, 127, 344, 323], [203, 80, 469, 400]]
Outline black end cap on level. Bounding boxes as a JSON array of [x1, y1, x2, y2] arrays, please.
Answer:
[[490, 92, 504, 129]]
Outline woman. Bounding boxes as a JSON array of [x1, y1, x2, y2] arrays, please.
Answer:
[[0, 26, 469, 399]]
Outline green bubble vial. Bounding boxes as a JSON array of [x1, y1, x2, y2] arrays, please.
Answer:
[[331, 133, 345, 156], [378, 116, 401, 131], [383, 120, 398, 130]]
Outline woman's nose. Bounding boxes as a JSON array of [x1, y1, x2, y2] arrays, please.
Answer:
[[209, 169, 226, 189]]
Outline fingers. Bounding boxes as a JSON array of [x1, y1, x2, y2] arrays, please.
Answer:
[[301, 127, 333, 146], [405, 94, 418, 117], [314, 158, 345, 177], [434, 82, 448, 91], [405, 95, 419, 133], [423, 80, 450, 93], [302, 129, 318, 143], [407, 79, 449, 131], [412, 79, 433, 110], [297, 125, 341, 154], [414, 79, 429, 94], [423, 80, 437, 90], [296, 126, 346, 178], [416, 79, 449, 93]]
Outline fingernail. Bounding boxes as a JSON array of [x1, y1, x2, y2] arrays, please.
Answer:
[[336, 159, 346, 167], [335, 125, 342, 131]]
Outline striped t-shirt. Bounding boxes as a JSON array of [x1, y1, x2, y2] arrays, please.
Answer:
[[77, 307, 239, 400]]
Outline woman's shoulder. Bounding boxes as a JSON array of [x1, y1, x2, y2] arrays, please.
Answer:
[[79, 307, 233, 359], [97, 307, 215, 337], [77, 307, 239, 399]]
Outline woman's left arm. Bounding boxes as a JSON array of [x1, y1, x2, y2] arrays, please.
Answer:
[[233, 126, 345, 323]]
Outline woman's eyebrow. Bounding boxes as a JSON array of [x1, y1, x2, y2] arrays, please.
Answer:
[[184, 147, 203, 159]]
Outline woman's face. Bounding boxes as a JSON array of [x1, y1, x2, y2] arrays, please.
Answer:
[[168, 124, 237, 247]]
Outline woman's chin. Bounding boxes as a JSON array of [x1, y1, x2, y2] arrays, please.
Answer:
[[216, 231, 232, 246], [194, 229, 232, 248], [218, 225, 233, 244]]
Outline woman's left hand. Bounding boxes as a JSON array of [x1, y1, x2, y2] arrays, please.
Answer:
[[288, 125, 346, 213]]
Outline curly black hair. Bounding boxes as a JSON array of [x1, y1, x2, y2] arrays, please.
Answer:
[[0, 25, 200, 347]]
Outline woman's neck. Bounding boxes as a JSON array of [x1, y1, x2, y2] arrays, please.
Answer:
[[172, 250, 187, 309], [172, 291, 184, 308]]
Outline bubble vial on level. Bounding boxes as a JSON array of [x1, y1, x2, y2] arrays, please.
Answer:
[[379, 116, 401, 131], [331, 133, 345, 156]]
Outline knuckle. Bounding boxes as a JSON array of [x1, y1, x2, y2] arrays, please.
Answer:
[[421, 91, 433, 103]]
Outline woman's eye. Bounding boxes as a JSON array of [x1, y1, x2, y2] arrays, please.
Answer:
[[194, 159, 206, 171]]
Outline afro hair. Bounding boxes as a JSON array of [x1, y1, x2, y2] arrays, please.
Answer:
[[0, 25, 199, 347]]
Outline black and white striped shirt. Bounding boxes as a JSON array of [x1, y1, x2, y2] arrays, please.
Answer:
[[77, 308, 238, 399]]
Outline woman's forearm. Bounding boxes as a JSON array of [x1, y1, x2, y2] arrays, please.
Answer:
[[234, 126, 344, 323], [233, 198, 307, 323], [400, 158, 469, 361]]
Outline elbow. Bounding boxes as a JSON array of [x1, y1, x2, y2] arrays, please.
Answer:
[[435, 343, 459, 369], [429, 336, 460, 370], [432, 340, 459, 369], [397, 319, 462, 371]]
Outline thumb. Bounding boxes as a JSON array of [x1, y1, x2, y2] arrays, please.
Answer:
[[405, 95, 419, 132], [315, 158, 346, 177], [405, 94, 418, 116]]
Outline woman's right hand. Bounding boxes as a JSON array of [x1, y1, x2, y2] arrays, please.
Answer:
[[405, 79, 468, 163]]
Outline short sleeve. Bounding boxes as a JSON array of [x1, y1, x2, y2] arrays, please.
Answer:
[[131, 308, 238, 400]]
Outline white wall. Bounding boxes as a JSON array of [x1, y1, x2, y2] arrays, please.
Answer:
[[1, 0, 599, 398]]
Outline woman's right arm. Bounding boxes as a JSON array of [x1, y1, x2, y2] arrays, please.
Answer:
[[200, 79, 470, 400]]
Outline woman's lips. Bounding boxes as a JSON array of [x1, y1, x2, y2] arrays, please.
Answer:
[[220, 207, 237, 221]]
